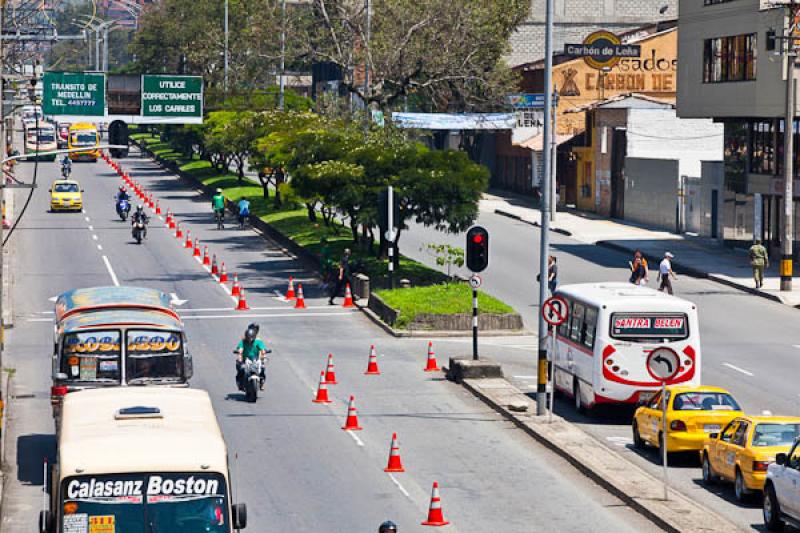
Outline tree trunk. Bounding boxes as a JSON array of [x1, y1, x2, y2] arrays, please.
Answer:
[[305, 202, 317, 222], [273, 169, 284, 208]]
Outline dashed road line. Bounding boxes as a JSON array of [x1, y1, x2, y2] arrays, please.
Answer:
[[92, 234, 99, 241], [346, 430, 365, 447], [722, 362, 753, 377], [97, 244, 103, 251], [388, 473, 412, 501], [180, 312, 356, 320], [101, 255, 120, 286]]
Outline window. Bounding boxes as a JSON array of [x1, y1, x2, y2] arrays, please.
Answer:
[[61, 330, 122, 383], [732, 421, 749, 447], [704, 0, 735, 5], [703, 34, 757, 83], [557, 298, 572, 338], [721, 421, 738, 442], [610, 313, 689, 342], [749, 120, 775, 175], [569, 303, 585, 343], [582, 307, 598, 349], [672, 392, 741, 411], [752, 424, 800, 447]]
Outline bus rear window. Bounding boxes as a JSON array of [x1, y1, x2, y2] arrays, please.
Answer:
[[62, 331, 121, 382], [610, 314, 688, 341]]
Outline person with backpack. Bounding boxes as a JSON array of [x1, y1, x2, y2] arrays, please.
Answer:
[[237, 198, 250, 229], [748, 239, 769, 288]]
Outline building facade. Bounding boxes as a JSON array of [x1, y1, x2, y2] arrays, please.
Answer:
[[677, 0, 799, 252], [507, 0, 678, 67]]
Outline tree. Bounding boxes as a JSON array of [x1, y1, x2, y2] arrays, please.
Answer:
[[299, 0, 529, 111]]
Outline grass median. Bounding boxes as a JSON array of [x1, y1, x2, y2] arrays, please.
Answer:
[[131, 130, 517, 324]]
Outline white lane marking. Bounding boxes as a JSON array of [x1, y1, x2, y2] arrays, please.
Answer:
[[346, 430, 365, 447], [513, 375, 538, 380], [48, 296, 57, 302], [793, 344, 800, 349], [169, 293, 188, 306], [178, 306, 340, 313], [92, 235, 99, 241], [84, 216, 90, 222], [39, 311, 54, 314], [102, 255, 120, 286], [97, 244, 103, 251], [388, 473, 412, 500], [722, 362, 753, 377], [88, 225, 93, 231], [27, 318, 53, 322], [180, 312, 356, 320]]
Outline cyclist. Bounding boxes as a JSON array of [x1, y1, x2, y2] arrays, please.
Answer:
[[212, 188, 225, 229]]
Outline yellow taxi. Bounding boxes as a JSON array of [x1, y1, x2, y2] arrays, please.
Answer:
[[632, 385, 743, 454], [49, 180, 83, 212], [702, 416, 800, 502]]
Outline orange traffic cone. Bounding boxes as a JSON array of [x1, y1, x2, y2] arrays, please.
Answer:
[[342, 283, 355, 308], [341, 395, 363, 431], [285, 276, 296, 300], [421, 482, 450, 526], [168, 216, 176, 230], [184, 230, 192, 248], [202, 246, 211, 266], [424, 341, 440, 372], [235, 288, 250, 310], [219, 263, 229, 283], [324, 353, 337, 384], [231, 274, 241, 296], [384, 432, 405, 472], [155, 201, 162, 215], [193, 239, 201, 257], [312, 371, 332, 404], [211, 255, 219, 275], [294, 284, 306, 309], [175, 222, 183, 239], [365, 344, 380, 375]]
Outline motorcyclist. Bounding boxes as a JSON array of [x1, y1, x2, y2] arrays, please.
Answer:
[[131, 204, 149, 239], [379, 521, 398, 533], [234, 323, 269, 391], [116, 186, 130, 202], [60, 154, 72, 176], [212, 188, 225, 226]]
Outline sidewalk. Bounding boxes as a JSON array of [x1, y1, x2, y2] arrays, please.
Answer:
[[483, 190, 800, 307]]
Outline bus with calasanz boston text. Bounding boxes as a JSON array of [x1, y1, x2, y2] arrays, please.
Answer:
[[550, 283, 701, 413], [38, 387, 248, 533]]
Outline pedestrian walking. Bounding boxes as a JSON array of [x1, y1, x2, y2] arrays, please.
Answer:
[[658, 252, 677, 295], [629, 257, 647, 285], [748, 239, 769, 289], [547, 255, 559, 294], [629, 249, 649, 284], [328, 248, 352, 305]]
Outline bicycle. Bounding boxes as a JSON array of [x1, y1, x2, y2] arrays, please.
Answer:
[[214, 209, 224, 230]]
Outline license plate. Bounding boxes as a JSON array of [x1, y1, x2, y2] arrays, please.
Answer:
[[704, 424, 721, 433]]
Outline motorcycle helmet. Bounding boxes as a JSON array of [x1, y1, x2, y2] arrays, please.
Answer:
[[216, 188, 222, 193], [247, 323, 260, 336], [136, 204, 144, 212], [379, 521, 398, 533], [244, 327, 257, 342], [119, 186, 125, 192]]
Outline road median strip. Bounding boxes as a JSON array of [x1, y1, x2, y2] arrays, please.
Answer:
[[460, 376, 744, 533]]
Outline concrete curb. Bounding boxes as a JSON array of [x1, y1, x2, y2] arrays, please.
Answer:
[[462, 377, 745, 533], [596, 240, 787, 306], [494, 208, 573, 236]]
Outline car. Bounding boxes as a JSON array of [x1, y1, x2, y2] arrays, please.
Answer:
[[632, 385, 743, 454], [49, 180, 83, 212], [702, 416, 800, 502], [763, 438, 800, 531]]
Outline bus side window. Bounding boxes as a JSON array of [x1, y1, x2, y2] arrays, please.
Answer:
[[569, 303, 585, 343], [557, 298, 572, 337], [582, 307, 598, 349]]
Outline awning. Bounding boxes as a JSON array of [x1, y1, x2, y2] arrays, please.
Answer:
[[391, 112, 516, 130], [515, 132, 578, 151]]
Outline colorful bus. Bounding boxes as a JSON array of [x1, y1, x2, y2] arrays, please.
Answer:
[[67, 122, 100, 162], [51, 287, 193, 421], [39, 388, 248, 533], [24, 123, 58, 161], [550, 283, 701, 412]]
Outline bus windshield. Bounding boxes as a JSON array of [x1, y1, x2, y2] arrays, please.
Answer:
[[610, 313, 689, 342], [61, 331, 121, 383], [126, 330, 184, 383], [71, 132, 97, 146], [61, 473, 229, 533]]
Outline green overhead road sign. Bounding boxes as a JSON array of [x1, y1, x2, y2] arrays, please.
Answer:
[[42, 72, 106, 116], [142, 75, 203, 118]]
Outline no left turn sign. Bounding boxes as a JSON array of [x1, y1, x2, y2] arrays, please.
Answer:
[[541, 295, 569, 326]]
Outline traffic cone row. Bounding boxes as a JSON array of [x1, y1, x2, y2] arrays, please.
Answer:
[[219, 263, 228, 283], [175, 222, 183, 239], [211, 255, 219, 275], [231, 274, 241, 296], [202, 246, 211, 266], [193, 239, 201, 257]]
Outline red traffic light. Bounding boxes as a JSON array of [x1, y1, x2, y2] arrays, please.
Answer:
[[472, 234, 484, 244]]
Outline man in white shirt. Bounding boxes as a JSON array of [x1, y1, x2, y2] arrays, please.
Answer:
[[659, 252, 677, 295]]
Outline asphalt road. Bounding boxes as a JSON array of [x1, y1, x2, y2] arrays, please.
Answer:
[[399, 207, 800, 531], [0, 149, 657, 532]]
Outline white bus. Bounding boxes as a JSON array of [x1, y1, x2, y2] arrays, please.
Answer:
[[551, 283, 701, 412], [39, 388, 248, 533]]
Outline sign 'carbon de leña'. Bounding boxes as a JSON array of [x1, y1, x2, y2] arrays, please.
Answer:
[[141, 75, 203, 118]]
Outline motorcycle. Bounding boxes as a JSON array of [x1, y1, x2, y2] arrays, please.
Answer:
[[116, 198, 131, 221], [238, 358, 264, 403], [61, 163, 71, 178], [131, 220, 147, 244]]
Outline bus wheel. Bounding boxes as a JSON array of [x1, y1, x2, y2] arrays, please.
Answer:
[[632, 421, 645, 450]]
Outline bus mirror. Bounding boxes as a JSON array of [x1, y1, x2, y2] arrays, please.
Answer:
[[776, 453, 788, 466], [39, 510, 54, 533], [232, 503, 247, 529]]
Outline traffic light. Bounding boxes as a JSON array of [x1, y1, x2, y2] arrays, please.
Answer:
[[466, 226, 489, 272]]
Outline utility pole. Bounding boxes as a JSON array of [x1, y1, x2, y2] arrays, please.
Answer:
[[783, 4, 797, 292], [102, 24, 110, 72], [363, 0, 371, 134], [550, 91, 558, 222], [0, 0, 5, 380], [536, 0, 554, 416], [224, 0, 229, 93], [95, 29, 100, 71], [278, 0, 286, 110]]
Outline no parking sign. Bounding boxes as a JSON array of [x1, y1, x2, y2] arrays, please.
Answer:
[[541, 295, 569, 327]]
